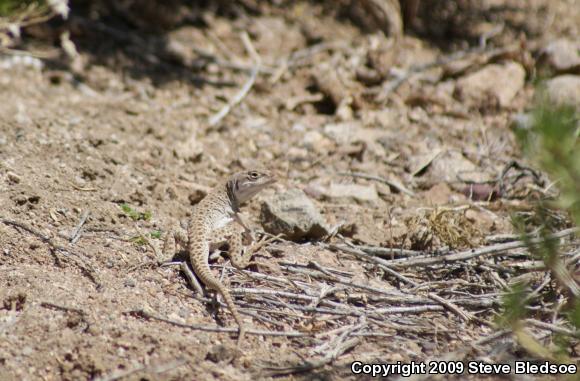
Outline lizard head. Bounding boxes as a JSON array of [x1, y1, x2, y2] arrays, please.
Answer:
[[228, 170, 276, 204]]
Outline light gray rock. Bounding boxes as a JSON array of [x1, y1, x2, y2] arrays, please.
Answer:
[[538, 39, 580, 75], [322, 182, 379, 203], [455, 62, 526, 108], [260, 188, 329, 240], [174, 134, 203, 161], [544, 75, 580, 110]]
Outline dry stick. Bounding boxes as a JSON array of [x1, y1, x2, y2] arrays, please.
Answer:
[[369, 317, 450, 335], [232, 286, 380, 314], [425, 293, 474, 322], [240, 308, 286, 327], [208, 32, 260, 127], [327, 243, 477, 322], [472, 329, 512, 348], [284, 41, 349, 68], [283, 264, 496, 308], [237, 268, 298, 287], [279, 260, 353, 277], [191, 45, 276, 75], [250, 294, 445, 317], [235, 286, 351, 313], [174, 259, 316, 321], [526, 319, 580, 338], [159, 260, 207, 297], [263, 318, 365, 376], [337, 171, 415, 197], [270, 40, 349, 83], [284, 265, 409, 300], [344, 244, 426, 258], [374, 227, 580, 269], [178, 286, 290, 323], [131, 308, 308, 338], [311, 285, 347, 308], [0, 217, 101, 288], [69, 210, 90, 244], [550, 259, 580, 298], [40, 301, 86, 316]]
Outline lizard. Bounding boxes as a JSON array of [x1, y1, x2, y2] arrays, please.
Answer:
[[163, 170, 276, 346]]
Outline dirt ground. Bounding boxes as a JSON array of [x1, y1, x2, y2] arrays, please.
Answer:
[[0, 0, 579, 380]]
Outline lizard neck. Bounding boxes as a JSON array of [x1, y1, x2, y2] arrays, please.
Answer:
[[225, 179, 240, 213]]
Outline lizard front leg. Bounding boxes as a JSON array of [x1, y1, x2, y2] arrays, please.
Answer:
[[232, 212, 254, 241], [220, 227, 279, 270]]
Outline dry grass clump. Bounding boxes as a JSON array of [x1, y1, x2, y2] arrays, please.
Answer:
[[404, 207, 482, 250]]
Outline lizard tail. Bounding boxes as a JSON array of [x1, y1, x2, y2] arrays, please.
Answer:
[[188, 240, 245, 328], [204, 271, 245, 327]]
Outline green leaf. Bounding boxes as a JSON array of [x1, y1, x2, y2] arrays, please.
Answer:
[[120, 204, 153, 221]]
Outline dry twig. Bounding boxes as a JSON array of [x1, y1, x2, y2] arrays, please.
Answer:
[[208, 32, 260, 126], [376, 227, 579, 269], [337, 171, 415, 196], [69, 210, 90, 244], [130, 308, 309, 338]]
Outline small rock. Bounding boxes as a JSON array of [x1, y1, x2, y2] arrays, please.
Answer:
[[6, 171, 20, 184], [537, 39, 580, 75], [322, 182, 379, 203], [260, 189, 329, 240], [323, 122, 360, 145], [165, 38, 195, 67], [206, 344, 237, 363], [323, 122, 389, 156], [422, 183, 454, 205], [312, 63, 347, 110], [429, 150, 487, 183], [455, 62, 526, 108], [287, 147, 309, 161], [544, 75, 580, 110], [302, 130, 333, 154], [174, 134, 203, 162]]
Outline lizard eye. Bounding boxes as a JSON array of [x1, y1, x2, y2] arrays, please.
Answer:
[[249, 171, 259, 179]]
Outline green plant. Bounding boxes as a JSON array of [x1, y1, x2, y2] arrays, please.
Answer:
[[0, 0, 35, 16], [516, 99, 580, 226], [502, 94, 580, 364], [120, 203, 152, 221], [130, 230, 162, 246]]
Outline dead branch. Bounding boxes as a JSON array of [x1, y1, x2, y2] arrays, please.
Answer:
[[70, 210, 90, 244], [208, 32, 260, 126], [365, 227, 579, 269], [129, 308, 309, 338]]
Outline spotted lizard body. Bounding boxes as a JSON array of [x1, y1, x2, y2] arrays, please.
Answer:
[[163, 170, 276, 345]]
